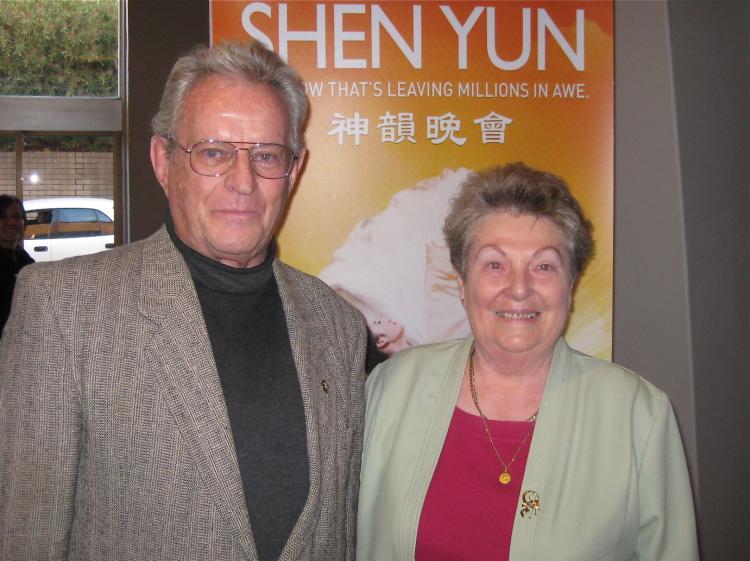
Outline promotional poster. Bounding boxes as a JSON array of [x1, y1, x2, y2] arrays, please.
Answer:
[[211, 1, 614, 359]]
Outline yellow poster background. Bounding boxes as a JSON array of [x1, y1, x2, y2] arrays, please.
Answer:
[[211, 0, 613, 359]]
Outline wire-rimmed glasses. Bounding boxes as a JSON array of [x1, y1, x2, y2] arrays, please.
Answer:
[[172, 139, 297, 179]]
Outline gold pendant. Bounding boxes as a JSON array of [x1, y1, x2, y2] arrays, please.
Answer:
[[499, 471, 511, 485]]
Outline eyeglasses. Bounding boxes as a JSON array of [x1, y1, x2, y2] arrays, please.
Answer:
[[172, 139, 297, 179]]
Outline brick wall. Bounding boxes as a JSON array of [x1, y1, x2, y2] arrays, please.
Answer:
[[0, 153, 15, 196], [0, 151, 113, 200]]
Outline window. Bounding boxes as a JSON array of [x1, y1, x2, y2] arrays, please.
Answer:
[[0, 0, 119, 97], [0, 0, 124, 245], [24, 208, 53, 240], [57, 208, 105, 238], [26, 208, 110, 240], [21, 134, 117, 200]]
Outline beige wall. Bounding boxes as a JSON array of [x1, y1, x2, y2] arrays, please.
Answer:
[[615, 2, 749, 559]]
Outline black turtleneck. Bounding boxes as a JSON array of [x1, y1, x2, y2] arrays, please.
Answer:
[[167, 216, 309, 561]]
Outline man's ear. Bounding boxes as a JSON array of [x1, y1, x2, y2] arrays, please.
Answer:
[[150, 136, 172, 195], [287, 148, 307, 193]]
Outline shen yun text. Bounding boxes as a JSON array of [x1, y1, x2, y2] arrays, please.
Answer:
[[243, 3, 586, 71]]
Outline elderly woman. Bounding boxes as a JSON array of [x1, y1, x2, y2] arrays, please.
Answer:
[[0, 195, 34, 337], [357, 163, 698, 561]]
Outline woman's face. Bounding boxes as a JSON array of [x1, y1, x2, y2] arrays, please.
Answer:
[[458, 211, 573, 361], [0, 201, 25, 249]]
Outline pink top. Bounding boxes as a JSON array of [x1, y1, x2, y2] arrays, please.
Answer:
[[415, 407, 535, 561]]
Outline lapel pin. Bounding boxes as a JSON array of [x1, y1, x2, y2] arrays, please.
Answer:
[[321, 380, 330, 393]]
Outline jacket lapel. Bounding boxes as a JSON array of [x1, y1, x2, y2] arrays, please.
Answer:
[[273, 261, 341, 559], [137, 227, 257, 559]]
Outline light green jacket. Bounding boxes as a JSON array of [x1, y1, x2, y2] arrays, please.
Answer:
[[358, 337, 698, 561]]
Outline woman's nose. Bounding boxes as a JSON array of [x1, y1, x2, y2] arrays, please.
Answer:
[[508, 268, 532, 299]]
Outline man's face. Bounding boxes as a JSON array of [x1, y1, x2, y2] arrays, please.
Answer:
[[151, 74, 305, 268]]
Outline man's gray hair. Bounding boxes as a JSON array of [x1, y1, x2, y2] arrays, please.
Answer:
[[151, 41, 308, 154], [443, 162, 594, 280]]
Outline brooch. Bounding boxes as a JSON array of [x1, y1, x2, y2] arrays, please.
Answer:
[[520, 490, 541, 519]]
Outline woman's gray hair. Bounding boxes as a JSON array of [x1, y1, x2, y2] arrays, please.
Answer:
[[151, 40, 308, 154], [443, 162, 594, 280]]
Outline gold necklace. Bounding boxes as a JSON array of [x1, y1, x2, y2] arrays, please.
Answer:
[[468, 347, 537, 486]]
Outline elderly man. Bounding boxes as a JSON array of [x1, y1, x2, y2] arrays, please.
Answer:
[[0, 41, 367, 561]]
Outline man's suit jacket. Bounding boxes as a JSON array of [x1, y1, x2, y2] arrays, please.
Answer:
[[0, 226, 367, 561]]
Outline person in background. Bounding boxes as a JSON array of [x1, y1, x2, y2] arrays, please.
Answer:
[[0, 41, 367, 561], [0, 194, 34, 337], [357, 162, 698, 561]]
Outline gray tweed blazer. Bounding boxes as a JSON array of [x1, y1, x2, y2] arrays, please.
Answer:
[[0, 226, 367, 561]]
